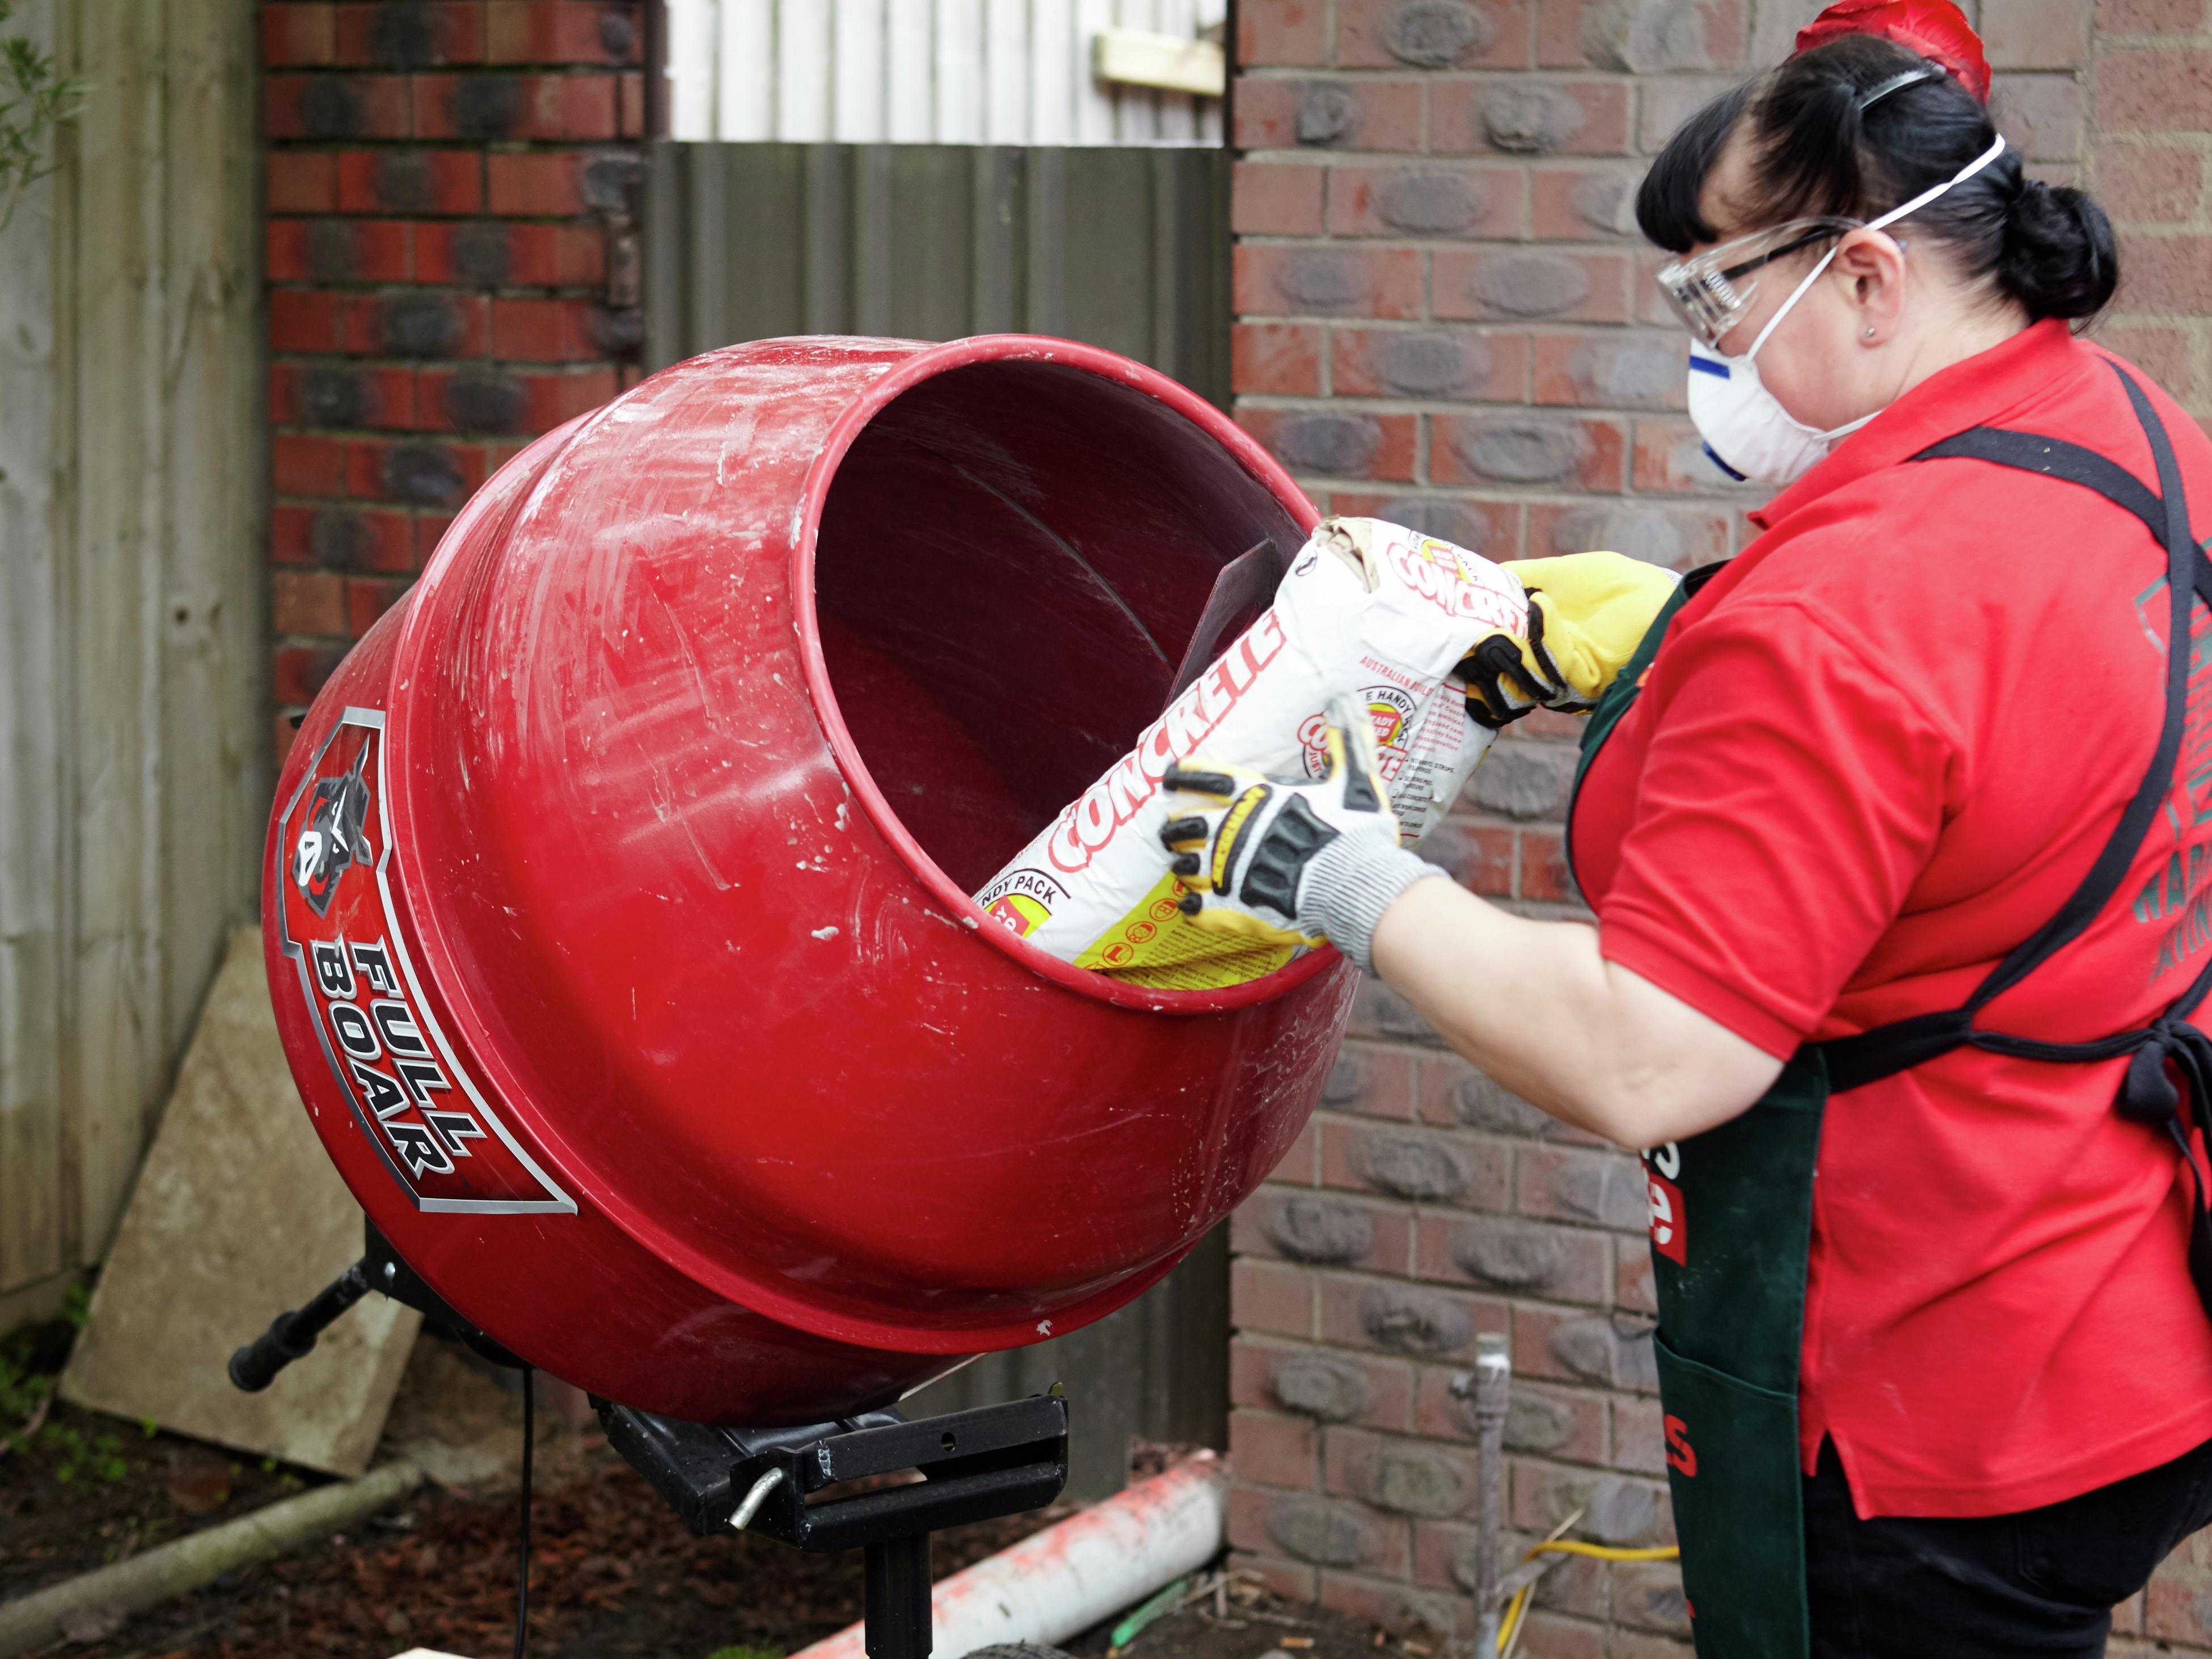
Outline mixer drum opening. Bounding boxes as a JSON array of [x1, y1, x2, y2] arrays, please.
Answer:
[[811, 360, 1308, 900]]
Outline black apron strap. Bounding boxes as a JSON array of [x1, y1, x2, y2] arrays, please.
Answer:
[[1816, 366, 2212, 1319], [1915, 427, 2212, 606], [1949, 372, 2193, 1010], [1817, 364, 2203, 1091], [1914, 427, 2167, 545]]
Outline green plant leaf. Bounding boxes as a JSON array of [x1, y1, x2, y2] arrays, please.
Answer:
[[0, 11, 86, 237]]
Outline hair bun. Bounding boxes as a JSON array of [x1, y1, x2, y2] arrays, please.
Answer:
[[1999, 175, 2118, 322]]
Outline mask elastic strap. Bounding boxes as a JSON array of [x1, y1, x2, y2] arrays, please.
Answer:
[[1744, 132, 2010, 363], [1748, 248, 1840, 360], [1822, 407, 1881, 442], [1867, 132, 2009, 233]]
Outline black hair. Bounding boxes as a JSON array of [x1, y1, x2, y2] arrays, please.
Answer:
[[1635, 34, 2117, 324]]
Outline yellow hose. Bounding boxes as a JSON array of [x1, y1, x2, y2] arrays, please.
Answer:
[[1496, 1540, 1681, 1652]]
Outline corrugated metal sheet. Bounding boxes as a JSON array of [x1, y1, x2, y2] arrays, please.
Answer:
[[645, 140, 1230, 402], [644, 136, 1232, 1493], [665, 0, 1226, 145], [0, 0, 267, 1329]]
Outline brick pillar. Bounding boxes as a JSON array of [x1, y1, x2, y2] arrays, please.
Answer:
[[1225, 2, 2100, 1652], [1226, 6, 1753, 1648], [262, 0, 645, 762], [2088, 0, 2212, 442], [2090, 0, 2212, 1639]]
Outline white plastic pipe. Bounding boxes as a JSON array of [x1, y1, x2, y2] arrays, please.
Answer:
[[790, 1451, 1228, 1659]]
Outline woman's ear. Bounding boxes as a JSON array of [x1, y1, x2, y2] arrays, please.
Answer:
[[1831, 229, 1909, 343]]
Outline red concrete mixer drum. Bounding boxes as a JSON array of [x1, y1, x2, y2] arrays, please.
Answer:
[[264, 335, 1358, 1425]]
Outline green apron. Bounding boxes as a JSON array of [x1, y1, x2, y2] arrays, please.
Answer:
[[1564, 363, 2212, 1659]]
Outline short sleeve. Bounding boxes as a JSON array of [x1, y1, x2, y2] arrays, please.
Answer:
[[1594, 596, 1957, 1058]]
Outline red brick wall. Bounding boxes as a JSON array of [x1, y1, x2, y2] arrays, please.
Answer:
[[1219, 2, 2194, 1653], [262, 0, 645, 763], [2092, 0, 2212, 447], [1225, 11, 1787, 1648], [2093, 0, 2212, 1639]]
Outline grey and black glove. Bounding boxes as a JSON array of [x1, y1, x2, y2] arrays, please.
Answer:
[[1157, 694, 1449, 971]]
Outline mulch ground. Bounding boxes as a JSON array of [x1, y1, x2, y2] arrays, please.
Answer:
[[3, 1312, 1429, 1659], [5, 1422, 1415, 1659], [36, 1451, 1068, 1659], [1, 1396, 320, 1608], [1, 1306, 330, 1613], [1063, 1582, 1434, 1659]]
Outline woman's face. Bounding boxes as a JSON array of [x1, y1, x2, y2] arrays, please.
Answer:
[[1690, 129, 1901, 434]]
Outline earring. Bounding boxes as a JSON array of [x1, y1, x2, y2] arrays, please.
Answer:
[[1864, 326, 1877, 339]]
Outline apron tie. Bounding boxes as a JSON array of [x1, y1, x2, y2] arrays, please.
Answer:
[[2119, 1017, 2201, 1122], [2117, 1017, 2212, 1318]]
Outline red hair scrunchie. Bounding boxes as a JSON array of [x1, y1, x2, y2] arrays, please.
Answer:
[[1793, 0, 1993, 104]]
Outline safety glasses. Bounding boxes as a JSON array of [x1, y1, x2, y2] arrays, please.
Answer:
[[1655, 218, 1859, 348]]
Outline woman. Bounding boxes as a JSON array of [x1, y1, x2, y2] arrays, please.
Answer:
[[1163, 5, 2212, 1654]]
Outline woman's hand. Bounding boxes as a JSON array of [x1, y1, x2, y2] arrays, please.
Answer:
[[1460, 552, 1682, 728], [1370, 881, 1783, 1150], [1159, 694, 1442, 966]]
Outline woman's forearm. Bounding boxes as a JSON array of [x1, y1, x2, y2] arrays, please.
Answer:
[[1367, 877, 1784, 1149]]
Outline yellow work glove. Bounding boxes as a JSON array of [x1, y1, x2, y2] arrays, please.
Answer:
[[1459, 552, 1681, 729], [1159, 695, 1449, 970]]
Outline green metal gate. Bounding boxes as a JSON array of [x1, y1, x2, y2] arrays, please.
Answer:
[[643, 138, 1232, 1498], [645, 140, 1229, 400]]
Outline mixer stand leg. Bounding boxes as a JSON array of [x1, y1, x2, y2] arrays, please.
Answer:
[[864, 1531, 932, 1658]]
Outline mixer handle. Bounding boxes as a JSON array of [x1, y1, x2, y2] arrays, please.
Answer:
[[226, 1258, 373, 1392]]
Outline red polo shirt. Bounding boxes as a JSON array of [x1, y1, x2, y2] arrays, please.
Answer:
[[1571, 320, 2212, 1519]]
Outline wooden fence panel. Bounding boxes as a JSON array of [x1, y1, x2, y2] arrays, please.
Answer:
[[644, 137, 1230, 1494], [0, 0, 266, 1331], [0, 0, 69, 1310]]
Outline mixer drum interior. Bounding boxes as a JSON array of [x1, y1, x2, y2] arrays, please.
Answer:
[[814, 360, 1302, 892]]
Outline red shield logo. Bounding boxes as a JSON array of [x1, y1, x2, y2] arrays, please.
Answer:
[[274, 710, 572, 1215]]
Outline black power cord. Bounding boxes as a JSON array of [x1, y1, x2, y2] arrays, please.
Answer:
[[513, 1366, 534, 1659]]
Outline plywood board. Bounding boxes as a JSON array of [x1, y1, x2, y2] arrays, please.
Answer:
[[61, 927, 421, 1477]]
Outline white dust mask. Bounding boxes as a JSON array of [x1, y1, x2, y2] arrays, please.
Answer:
[[1687, 336, 1865, 485], [1687, 133, 2009, 487]]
